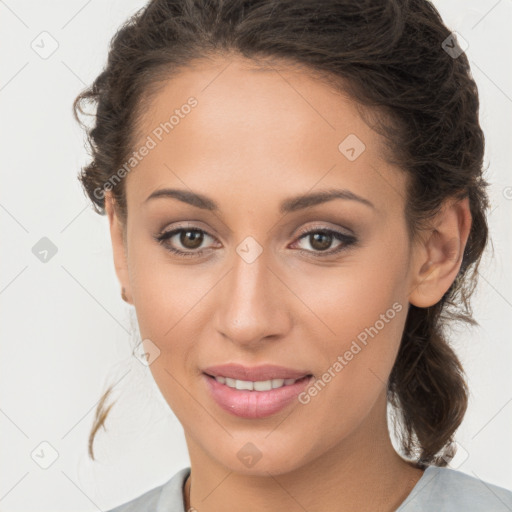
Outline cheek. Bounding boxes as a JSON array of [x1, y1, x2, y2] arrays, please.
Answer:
[[126, 242, 206, 417], [127, 233, 199, 337], [289, 251, 406, 348], [292, 249, 408, 413], [126, 236, 214, 374]]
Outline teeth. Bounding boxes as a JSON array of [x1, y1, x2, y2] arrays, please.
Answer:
[[214, 376, 304, 390], [236, 379, 253, 390]]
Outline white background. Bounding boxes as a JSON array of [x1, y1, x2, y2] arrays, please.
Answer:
[[0, 1, 511, 510]]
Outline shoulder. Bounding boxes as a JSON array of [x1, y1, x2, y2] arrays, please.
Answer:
[[105, 467, 190, 512], [398, 465, 512, 511]]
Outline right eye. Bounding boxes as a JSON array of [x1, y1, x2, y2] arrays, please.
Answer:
[[154, 227, 219, 258]]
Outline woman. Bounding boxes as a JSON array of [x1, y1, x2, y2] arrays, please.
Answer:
[[73, 0, 512, 510]]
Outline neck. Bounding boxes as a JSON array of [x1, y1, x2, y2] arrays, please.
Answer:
[[183, 393, 424, 512]]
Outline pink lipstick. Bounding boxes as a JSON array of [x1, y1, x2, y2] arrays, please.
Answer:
[[203, 364, 313, 419]]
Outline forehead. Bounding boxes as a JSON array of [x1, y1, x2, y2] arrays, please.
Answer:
[[126, 56, 406, 216]]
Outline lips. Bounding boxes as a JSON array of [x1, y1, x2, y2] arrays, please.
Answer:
[[203, 373, 314, 419], [203, 363, 312, 381], [202, 363, 315, 418]]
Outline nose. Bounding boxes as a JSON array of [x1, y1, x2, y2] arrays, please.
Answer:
[[213, 248, 293, 349]]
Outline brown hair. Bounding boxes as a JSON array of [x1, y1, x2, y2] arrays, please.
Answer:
[[73, 0, 491, 466]]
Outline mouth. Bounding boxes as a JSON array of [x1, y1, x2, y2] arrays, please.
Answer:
[[202, 369, 314, 419]]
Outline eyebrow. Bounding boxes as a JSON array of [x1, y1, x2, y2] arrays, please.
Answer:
[[144, 187, 376, 214]]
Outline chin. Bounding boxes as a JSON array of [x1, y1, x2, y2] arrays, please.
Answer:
[[206, 436, 312, 476]]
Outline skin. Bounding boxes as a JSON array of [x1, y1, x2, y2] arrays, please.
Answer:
[[105, 56, 472, 512]]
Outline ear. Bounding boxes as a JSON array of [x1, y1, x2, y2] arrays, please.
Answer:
[[408, 195, 472, 308], [104, 191, 133, 305]]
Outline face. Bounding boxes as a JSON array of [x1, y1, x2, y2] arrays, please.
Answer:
[[105, 56, 450, 476]]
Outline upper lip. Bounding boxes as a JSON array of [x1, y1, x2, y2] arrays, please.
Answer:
[[203, 364, 312, 381]]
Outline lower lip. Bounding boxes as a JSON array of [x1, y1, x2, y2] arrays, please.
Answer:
[[203, 373, 313, 419]]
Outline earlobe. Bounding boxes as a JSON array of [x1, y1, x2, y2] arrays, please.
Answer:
[[104, 192, 133, 305], [408, 196, 472, 309]]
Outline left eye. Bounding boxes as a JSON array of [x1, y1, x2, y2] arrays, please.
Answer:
[[291, 228, 356, 255], [154, 227, 357, 258]]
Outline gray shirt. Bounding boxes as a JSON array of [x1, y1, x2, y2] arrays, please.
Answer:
[[107, 465, 512, 511]]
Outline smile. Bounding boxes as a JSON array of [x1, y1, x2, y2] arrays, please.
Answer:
[[210, 375, 304, 391], [203, 373, 313, 419]]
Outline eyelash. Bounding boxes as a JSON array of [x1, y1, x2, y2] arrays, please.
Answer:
[[153, 225, 358, 259]]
